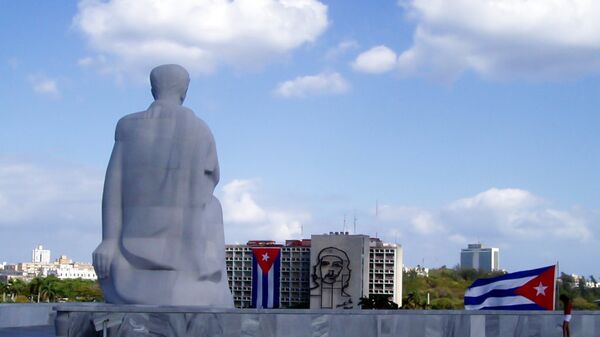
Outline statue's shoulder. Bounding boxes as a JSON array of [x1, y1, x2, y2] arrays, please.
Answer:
[[113, 110, 149, 140]]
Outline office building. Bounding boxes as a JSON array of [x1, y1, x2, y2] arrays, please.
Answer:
[[460, 243, 499, 272], [369, 237, 403, 306]]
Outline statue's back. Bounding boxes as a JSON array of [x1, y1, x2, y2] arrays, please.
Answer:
[[115, 101, 220, 270]]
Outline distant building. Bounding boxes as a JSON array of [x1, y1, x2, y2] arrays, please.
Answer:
[[46, 261, 96, 280], [460, 243, 499, 272], [403, 265, 429, 277], [32, 245, 51, 264], [0, 250, 96, 281]]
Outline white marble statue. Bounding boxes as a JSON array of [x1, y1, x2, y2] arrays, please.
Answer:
[[92, 64, 233, 307]]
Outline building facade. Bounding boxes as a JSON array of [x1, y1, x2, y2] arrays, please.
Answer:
[[225, 240, 311, 308], [369, 238, 403, 305], [310, 234, 369, 309], [32, 245, 51, 264], [460, 243, 499, 272], [225, 234, 403, 309]]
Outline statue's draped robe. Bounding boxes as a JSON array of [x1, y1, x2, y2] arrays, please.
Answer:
[[100, 101, 233, 306]]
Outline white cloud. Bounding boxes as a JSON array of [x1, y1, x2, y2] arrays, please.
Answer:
[[381, 188, 592, 242], [274, 72, 349, 98], [376, 187, 597, 272], [378, 205, 442, 235], [220, 179, 310, 242], [398, 0, 600, 80], [73, 0, 328, 78], [28, 75, 60, 97], [352, 45, 398, 74]]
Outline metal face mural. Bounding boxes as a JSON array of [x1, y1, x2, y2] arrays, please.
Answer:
[[310, 247, 353, 308]]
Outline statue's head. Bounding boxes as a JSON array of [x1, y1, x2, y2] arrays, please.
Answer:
[[150, 64, 190, 104]]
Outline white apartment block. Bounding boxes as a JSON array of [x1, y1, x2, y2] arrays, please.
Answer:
[[32, 245, 51, 264], [369, 238, 403, 306], [225, 244, 253, 308], [280, 241, 311, 308]]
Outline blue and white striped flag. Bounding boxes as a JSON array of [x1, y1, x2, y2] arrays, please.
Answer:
[[464, 265, 556, 310], [251, 247, 281, 308]]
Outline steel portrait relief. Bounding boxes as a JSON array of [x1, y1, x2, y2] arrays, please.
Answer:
[[310, 247, 353, 308]]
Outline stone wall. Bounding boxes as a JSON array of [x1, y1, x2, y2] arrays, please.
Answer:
[[0, 303, 55, 328]]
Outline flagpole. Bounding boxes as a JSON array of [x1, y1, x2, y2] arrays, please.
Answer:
[[554, 261, 559, 311]]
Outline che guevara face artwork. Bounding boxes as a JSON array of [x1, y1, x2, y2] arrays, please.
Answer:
[[312, 247, 351, 291]]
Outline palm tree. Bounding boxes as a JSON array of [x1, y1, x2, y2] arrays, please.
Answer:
[[29, 277, 44, 303], [0, 281, 9, 302], [39, 278, 58, 302], [8, 279, 28, 301]]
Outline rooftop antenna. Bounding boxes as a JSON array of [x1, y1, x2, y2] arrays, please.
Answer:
[[353, 210, 357, 234], [375, 199, 379, 240], [343, 213, 347, 233]]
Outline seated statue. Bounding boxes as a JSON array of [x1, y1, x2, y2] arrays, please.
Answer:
[[92, 64, 233, 307]]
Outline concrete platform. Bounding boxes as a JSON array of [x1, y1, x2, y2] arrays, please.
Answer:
[[54, 304, 600, 337], [0, 325, 53, 337]]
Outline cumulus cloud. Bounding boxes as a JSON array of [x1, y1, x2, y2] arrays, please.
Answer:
[[0, 158, 103, 262], [274, 72, 349, 98], [376, 188, 597, 272], [28, 75, 60, 97], [381, 188, 592, 242], [220, 179, 310, 242], [398, 0, 600, 80], [352, 45, 398, 74], [73, 0, 329, 78]]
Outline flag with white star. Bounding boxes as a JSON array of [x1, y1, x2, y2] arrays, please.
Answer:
[[251, 247, 281, 308], [464, 265, 556, 310]]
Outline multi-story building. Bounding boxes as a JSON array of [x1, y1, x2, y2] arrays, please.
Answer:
[[225, 234, 403, 308], [32, 245, 51, 264], [369, 237, 403, 306], [460, 243, 499, 272], [225, 239, 311, 308], [280, 239, 311, 308]]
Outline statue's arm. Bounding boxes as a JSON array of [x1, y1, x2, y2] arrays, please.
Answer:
[[101, 140, 123, 241], [205, 132, 220, 185], [93, 131, 124, 278]]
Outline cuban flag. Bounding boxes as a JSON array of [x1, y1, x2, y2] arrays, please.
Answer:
[[464, 265, 556, 310], [251, 247, 281, 308]]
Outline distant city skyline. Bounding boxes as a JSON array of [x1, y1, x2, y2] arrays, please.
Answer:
[[0, 1, 599, 276]]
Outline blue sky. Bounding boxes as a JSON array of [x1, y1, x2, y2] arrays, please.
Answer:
[[0, 0, 598, 277]]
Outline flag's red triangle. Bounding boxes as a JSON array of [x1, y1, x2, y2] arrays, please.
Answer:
[[514, 265, 555, 310], [252, 247, 280, 274]]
